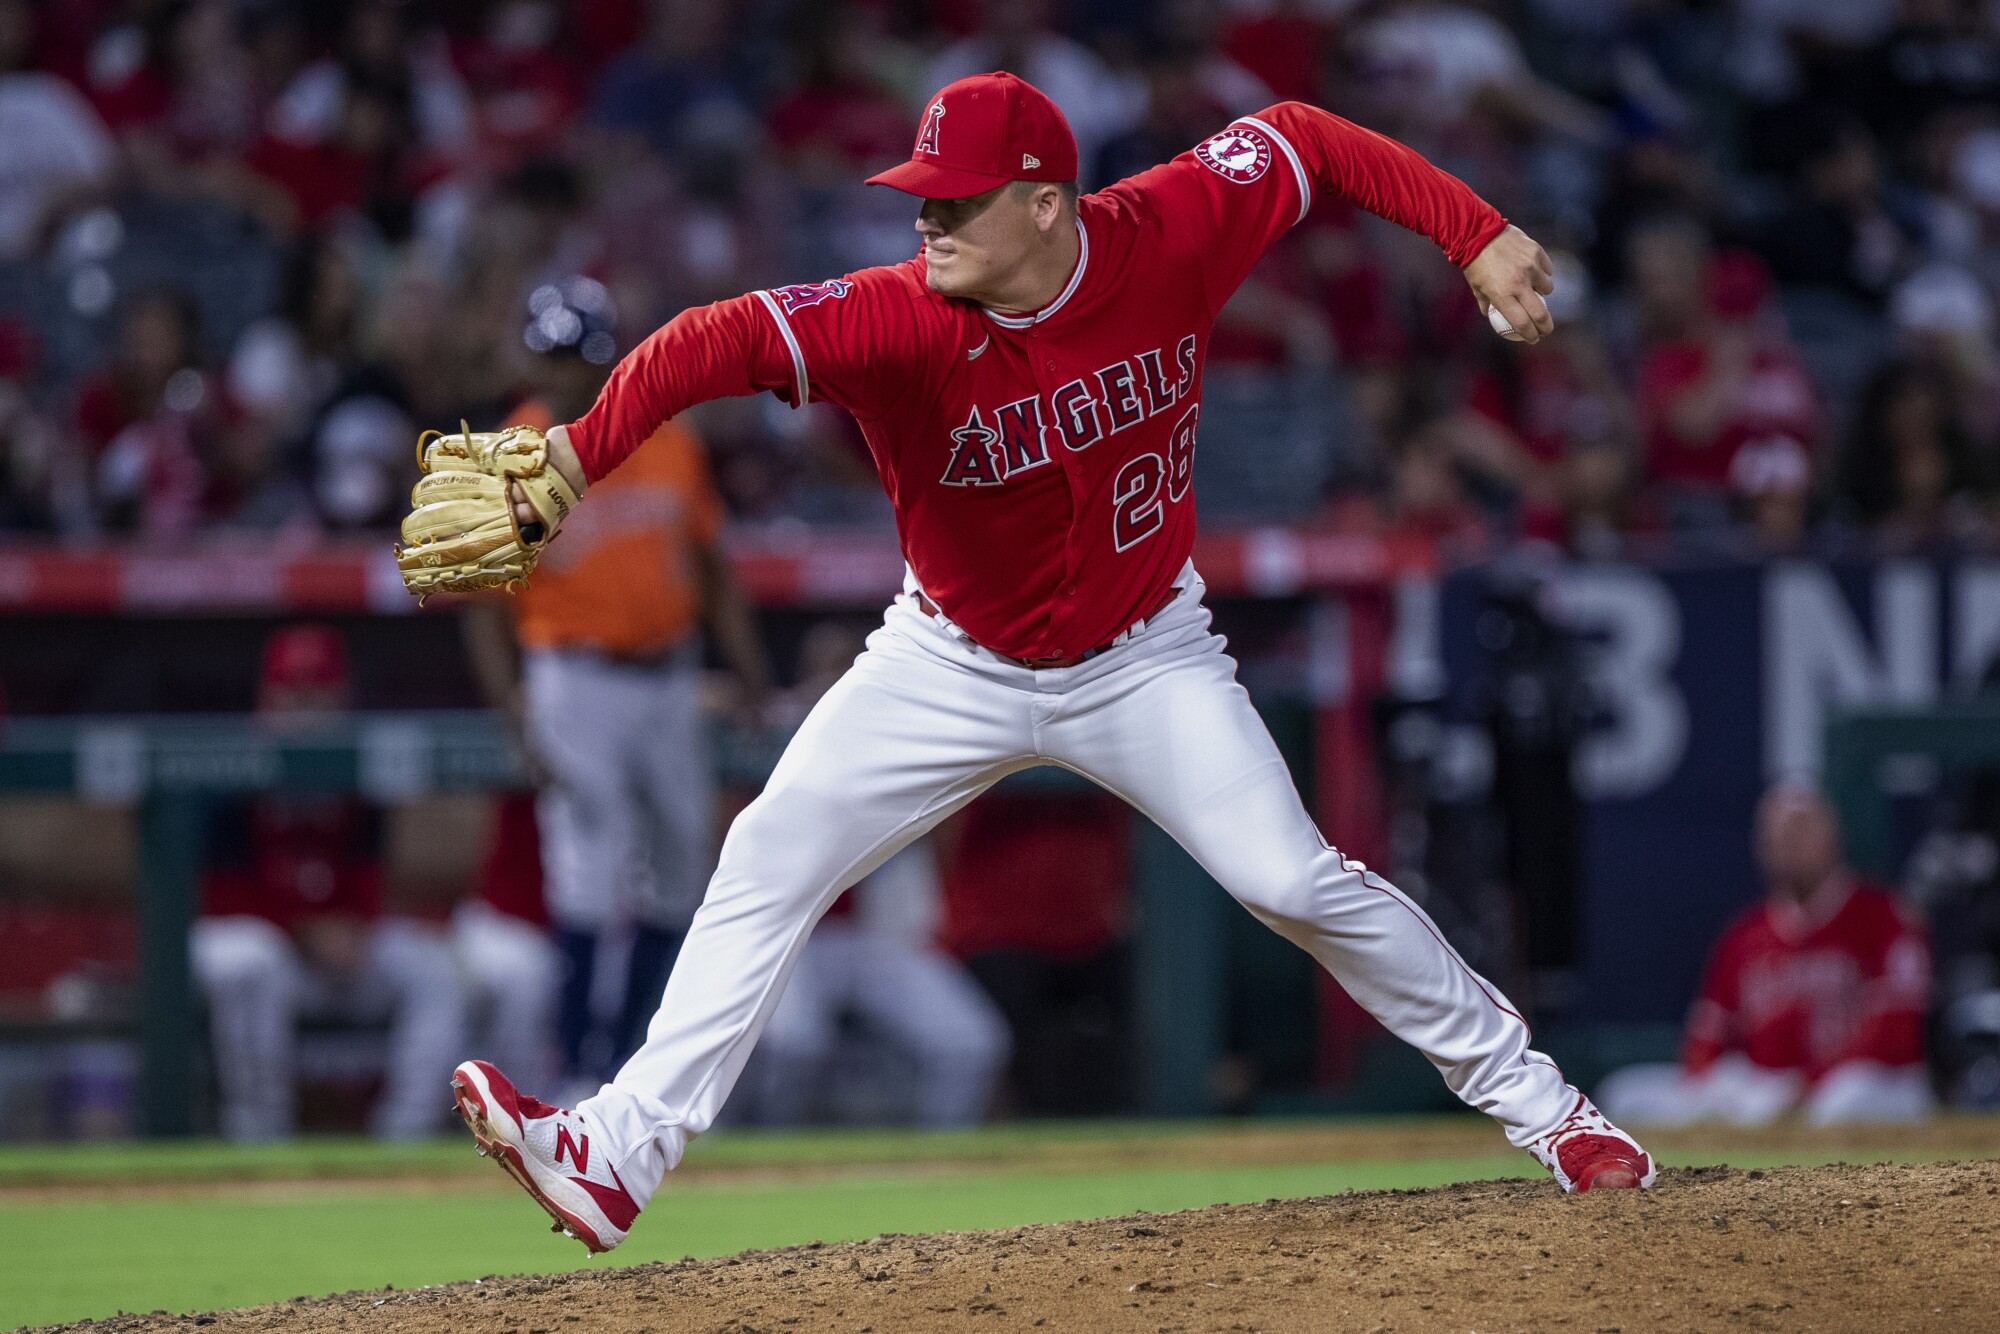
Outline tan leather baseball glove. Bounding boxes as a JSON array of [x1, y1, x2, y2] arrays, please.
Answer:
[[394, 422, 581, 603]]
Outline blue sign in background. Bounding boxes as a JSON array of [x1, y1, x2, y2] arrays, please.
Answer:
[[1577, 565, 1765, 1022], [1437, 559, 1991, 1024]]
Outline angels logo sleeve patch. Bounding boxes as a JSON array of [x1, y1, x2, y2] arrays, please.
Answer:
[[1194, 118, 1311, 225], [1194, 125, 1274, 183], [1120, 112, 1312, 319]]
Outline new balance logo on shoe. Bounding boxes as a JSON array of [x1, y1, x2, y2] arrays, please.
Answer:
[[554, 1126, 589, 1173]]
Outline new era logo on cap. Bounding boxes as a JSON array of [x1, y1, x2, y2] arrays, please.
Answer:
[[866, 72, 1078, 199]]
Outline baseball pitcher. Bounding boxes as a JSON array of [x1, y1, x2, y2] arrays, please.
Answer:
[[405, 72, 1655, 1252]]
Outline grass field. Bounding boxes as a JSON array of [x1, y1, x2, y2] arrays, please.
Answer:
[[5, 1116, 1996, 1331]]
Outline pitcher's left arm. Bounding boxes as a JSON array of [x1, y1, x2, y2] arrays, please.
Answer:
[[1115, 101, 1553, 342]]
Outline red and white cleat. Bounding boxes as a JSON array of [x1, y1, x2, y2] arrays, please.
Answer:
[[451, 1059, 640, 1253], [1530, 1093, 1657, 1193]]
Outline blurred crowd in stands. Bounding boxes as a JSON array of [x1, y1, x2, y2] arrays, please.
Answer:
[[1, 0, 2000, 558]]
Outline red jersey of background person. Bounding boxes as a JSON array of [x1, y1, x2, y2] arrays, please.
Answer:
[[198, 796, 386, 930], [943, 792, 1130, 960], [476, 791, 550, 928], [568, 75, 1505, 661], [1639, 252, 1819, 491], [1681, 879, 1929, 1082], [200, 625, 385, 930]]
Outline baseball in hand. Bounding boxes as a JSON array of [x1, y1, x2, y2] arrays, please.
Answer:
[[1488, 304, 1525, 342]]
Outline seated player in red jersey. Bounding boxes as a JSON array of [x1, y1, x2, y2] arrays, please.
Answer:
[[190, 625, 467, 1141], [1598, 785, 1933, 1127]]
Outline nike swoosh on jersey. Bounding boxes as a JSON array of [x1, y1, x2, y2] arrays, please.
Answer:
[[968, 337, 991, 361]]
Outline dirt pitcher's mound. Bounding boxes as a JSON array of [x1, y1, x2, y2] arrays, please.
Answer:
[[43, 1159, 2000, 1333]]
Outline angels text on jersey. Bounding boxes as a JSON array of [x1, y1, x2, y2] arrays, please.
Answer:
[[941, 332, 1198, 471]]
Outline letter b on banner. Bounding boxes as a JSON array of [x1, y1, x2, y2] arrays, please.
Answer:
[[1552, 567, 1689, 801]]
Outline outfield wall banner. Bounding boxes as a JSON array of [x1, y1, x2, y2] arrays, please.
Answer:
[[1428, 559, 2000, 1022]]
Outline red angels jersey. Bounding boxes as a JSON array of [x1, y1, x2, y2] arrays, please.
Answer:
[[1681, 879, 1930, 1082], [569, 101, 1506, 660], [198, 794, 385, 933]]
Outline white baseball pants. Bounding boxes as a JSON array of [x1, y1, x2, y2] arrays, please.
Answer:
[[584, 567, 1580, 1204], [191, 915, 466, 1141]]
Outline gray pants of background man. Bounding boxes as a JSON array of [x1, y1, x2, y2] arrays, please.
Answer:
[[191, 915, 466, 1141], [522, 643, 715, 935]]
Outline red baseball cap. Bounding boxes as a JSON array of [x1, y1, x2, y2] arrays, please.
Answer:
[[866, 72, 1079, 199], [260, 624, 351, 697]]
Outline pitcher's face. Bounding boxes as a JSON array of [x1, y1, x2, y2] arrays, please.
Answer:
[[915, 184, 1036, 300]]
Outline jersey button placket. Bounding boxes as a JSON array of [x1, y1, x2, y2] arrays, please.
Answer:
[[1053, 378, 1092, 643], [1026, 326, 1081, 649], [1042, 330, 1088, 645]]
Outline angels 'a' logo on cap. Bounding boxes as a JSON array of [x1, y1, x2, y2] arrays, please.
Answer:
[[1194, 125, 1272, 184], [915, 99, 945, 157]]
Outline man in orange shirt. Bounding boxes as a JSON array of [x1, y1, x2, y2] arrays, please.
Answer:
[[464, 280, 768, 1093]]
